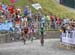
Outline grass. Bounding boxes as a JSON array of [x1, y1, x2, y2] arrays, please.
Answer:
[[33, 0, 75, 18], [1, 0, 75, 18]]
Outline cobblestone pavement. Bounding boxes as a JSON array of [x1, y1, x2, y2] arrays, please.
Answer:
[[0, 39, 75, 55]]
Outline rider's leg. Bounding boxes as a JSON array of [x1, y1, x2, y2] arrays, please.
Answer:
[[23, 34, 26, 45], [31, 33, 34, 42], [41, 32, 44, 46]]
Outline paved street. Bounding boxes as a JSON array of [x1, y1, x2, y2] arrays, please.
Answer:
[[0, 39, 75, 55]]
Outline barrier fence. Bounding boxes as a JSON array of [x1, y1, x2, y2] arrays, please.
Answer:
[[61, 30, 75, 45]]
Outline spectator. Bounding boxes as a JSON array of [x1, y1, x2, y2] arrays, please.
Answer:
[[46, 14, 50, 25], [63, 17, 69, 24]]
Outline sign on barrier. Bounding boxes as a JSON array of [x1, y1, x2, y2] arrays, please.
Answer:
[[61, 30, 75, 44]]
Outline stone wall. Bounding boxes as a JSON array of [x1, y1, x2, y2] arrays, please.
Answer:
[[0, 32, 10, 43], [0, 31, 20, 44], [0, 31, 60, 44]]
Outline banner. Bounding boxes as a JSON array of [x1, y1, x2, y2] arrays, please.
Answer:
[[32, 3, 42, 10], [61, 30, 75, 44], [0, 22, 13, 31]]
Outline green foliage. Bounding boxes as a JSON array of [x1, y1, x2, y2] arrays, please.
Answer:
[[1, 0, 75, 18]]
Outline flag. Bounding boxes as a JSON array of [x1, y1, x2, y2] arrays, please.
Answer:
[[10, 0, 17, 3], [2, 4, 7, 10], [8, 5, 15, 14], [0, 5, 2, 10]]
